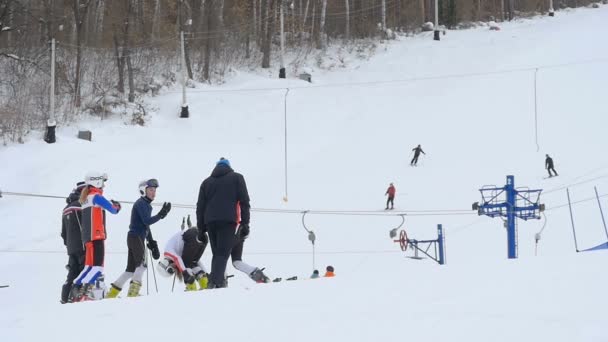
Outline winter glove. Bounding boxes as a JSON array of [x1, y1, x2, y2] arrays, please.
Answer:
[[147, 239, 160, 260], [158, 202, 171, 219], [183, 268, 195, 285], [236, 223, 250, 241], [111, 200, 121, 213]]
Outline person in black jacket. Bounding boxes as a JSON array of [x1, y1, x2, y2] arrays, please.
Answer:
[[61, 182, 86, 303], [410, 144, 426, 166], [545, 154, 559, 177], [106, 179, 171, 298], [197, 158, 250, 289]]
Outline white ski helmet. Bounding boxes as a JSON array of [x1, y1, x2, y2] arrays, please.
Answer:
[[85, 171, 108, 188], [139, 178, 159, 195], [157, 258, 176, 278]]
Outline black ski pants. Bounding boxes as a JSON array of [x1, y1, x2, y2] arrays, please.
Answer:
[[547, 166, 558, 177], [61, 251, 85, 303], [386, 196, 394, 209], [126, 234, 146, 272], [207, 221, 237, 287], [411, 153, 421, 165]]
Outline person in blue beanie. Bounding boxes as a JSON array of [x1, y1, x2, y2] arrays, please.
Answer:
[[197, 157, 251, 288]]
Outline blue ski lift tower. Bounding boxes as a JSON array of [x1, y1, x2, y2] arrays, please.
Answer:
[[472, 175, 545, 259]]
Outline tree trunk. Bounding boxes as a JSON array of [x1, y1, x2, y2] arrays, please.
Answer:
[[72, 0, 91, 109], [113, 33, 125, 94], [381, 0, 386, 31], [203, 0, 214, 81], [262, 0, 275, 68], [345, 0, 350, 41], [318, 0, 326, 49], [125, 0, 135, 103], [152, 0, 161, 39], [419, 0, 426, 25]]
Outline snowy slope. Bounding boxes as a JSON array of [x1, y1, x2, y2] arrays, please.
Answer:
[[1, 6, 608, 342]]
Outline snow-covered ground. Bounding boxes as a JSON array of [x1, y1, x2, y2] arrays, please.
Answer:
[[2, 6, 608, 342]]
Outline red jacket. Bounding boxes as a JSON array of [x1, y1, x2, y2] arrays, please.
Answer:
[[386, 185, 396, 197]]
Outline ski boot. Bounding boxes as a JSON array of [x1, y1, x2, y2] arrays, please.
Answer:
[[127, 281, 142, 297], [185, 282, 198, 292], [106, 284, 121, 299], [195, 271, 208, 290], [67, 284, 81, 303], [77, 284, 94, 302], [250, 268, 271, 283]]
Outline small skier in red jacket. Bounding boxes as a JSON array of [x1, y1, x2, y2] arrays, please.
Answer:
[[385, 183, 396, 210]]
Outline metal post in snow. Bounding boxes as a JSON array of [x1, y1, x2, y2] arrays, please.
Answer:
[[279, 0, 286, 78], [594, 186, 608, 242], [180, 30, 189, 118], [549, 0, 555, 16], [505, 176, 517, 259], [45, 38, 57, 143], [434, 0, 440, 41], [438, 224, 445, 265], [567, 188, 580, 252]]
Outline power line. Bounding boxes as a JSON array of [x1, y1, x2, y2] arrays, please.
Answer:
[[165, 56, 608, 95]]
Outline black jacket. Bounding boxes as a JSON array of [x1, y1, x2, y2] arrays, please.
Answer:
[[61, 192, 84, 255], [546, 157, 554, 168], [196, 164, 250, 228], [182, 228, 206, 268]]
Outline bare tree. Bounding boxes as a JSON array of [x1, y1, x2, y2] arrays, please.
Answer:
[[345, 0, 350, 41], [71, 0, 92, 109], [318, 0, 326, 49], [261, 0, 275, 68]]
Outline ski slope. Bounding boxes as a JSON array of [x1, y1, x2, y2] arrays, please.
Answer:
[[1, 6, 608, 342]]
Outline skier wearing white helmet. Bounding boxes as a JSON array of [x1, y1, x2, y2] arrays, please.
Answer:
[[69, 171, 121, 302]]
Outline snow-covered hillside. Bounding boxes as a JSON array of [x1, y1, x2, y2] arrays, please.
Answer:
[[1, 7, 608, 342]]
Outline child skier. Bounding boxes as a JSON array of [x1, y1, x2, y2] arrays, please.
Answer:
[[106, 179, 171, 298], [60, 181, 86, 303], [69, 171, 121, 302]]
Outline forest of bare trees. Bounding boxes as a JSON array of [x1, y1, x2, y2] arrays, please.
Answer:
[[0, 0, 597, 143]]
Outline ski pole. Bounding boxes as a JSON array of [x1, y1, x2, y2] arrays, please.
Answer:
[[150, 249, 158, 293], [171, 274, 176, 293], [145, 249, 149, 295]]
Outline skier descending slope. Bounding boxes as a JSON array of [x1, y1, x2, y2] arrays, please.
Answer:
[[545, 154, 559, 178], [410, 144, 426, 166], [69, 172, 121, 302], [106, 179, 171, 298]]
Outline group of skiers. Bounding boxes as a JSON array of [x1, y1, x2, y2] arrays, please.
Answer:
[[60, 157, 278, 303], [383, 145, 559, 210]]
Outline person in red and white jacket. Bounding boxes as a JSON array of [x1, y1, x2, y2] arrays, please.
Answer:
[[69, 171, 121, 302], [385, 183, 396, 210], [158, 226, 209, 291]]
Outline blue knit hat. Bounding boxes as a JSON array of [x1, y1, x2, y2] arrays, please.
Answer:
[[216, 157, 231, 168]]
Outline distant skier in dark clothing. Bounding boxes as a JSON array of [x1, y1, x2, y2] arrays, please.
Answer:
[[411, 145, 426, 166], [197, 158, 251, 289], [545, 154, 558, 177], [60, 182, 86, 304], [385, 183, 396, 210]]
